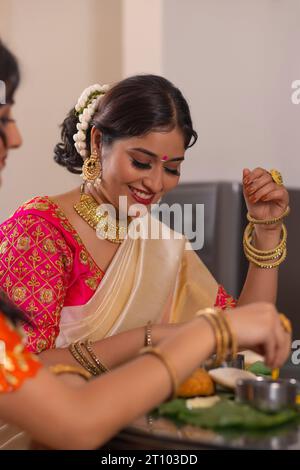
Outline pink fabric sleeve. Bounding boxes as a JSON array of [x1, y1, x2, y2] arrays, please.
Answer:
[[0, 213, 73, 352]]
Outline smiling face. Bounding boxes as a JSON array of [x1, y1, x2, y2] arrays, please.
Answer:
[[0, 104, 22, 182], [91, 127, 185, 212]]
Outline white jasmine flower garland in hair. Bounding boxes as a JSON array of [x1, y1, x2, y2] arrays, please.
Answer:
[[73, 83, 109, 159]]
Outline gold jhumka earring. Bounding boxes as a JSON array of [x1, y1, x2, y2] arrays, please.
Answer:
[[81, 148, 102, 186]]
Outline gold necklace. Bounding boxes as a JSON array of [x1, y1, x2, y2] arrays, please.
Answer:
[[74, 191, 128, 244]]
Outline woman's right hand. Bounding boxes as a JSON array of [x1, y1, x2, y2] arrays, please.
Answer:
[[225, 302, 291, 369]]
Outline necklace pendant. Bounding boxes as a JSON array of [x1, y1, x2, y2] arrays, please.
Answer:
[[74, 192, 128, 243]]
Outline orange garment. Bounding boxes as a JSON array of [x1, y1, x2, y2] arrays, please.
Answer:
[[0, 312, 41, 392]]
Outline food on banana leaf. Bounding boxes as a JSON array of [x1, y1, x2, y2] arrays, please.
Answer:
[[186, 396, 220, 410], [208, 367, 256, 390], [177, 368, 215, 397], [240, 350, 264, 367], [158, 398, 299, 430]]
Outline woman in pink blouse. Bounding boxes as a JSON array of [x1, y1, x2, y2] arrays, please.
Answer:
[[0, 63, 289, 356]]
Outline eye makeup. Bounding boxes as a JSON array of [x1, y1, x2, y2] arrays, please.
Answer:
[[130, 157, 180, 176], [127, 148, 182, 176]]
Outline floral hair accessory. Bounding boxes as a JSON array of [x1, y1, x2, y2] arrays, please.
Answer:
[[73, 83, 109, 159]]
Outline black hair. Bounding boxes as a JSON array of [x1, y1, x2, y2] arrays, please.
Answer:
[[54, 74, 198, 174], [0, 39, 20, 146], [0, 292, 24, 325]]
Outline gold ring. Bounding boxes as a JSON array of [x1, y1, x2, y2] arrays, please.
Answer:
[[279, 313, 292, 334], [269, 169, 283, 186]]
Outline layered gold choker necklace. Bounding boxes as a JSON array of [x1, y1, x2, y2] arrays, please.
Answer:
[[74, 190, 129, 244]]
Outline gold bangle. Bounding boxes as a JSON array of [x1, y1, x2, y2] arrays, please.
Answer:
[[197, 312, 223, 367], [69, 342, 99, 376], [214, 310, 231, 363], [139, 346, 178, 400], [243, 223, 287, 257], [208, 312, 229, 365], [196, 308, 228, 367], [247, 206, 290, 225], [144, 321, 153, 347], [245, 247, 287, 269], [84, 340, 109, 374], [74, 341, 100, 375], [49, 364, 91, 381], [243, 222, 287, 268], [196, 308, 237, 366], [218, 311, 238, 361], [243, 243, 285, 262]]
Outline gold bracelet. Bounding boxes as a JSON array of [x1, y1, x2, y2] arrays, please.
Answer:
[[196, 308, 227, 367], [206, 312, 228, 365], [213, 310, 231, 363], [84, 340, 109, 374], [139, 346, 178, 400], [243, 243, 285, 262], [244, 246, 287, 269], [217, 311, 238, 361], [243, 223, 287, 268], [196, 308, 237, 366], [197, 312, 223, 367], [74, 341, 100, 375], [49, 364, 91, 381], [69, 342, 99, 376], [243, 223, 287, 257], [144, 321, 153, 347], [247, 206, 290, 225]]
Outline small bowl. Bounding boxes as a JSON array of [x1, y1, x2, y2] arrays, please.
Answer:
[[205, 353, 245, 371], [236, 377, 298, 412]]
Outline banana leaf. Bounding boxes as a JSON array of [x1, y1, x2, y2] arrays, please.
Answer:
[[158, 398, 299, 430]]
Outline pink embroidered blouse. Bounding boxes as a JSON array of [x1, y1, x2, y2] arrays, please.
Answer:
[[0, 196, 236, 353]]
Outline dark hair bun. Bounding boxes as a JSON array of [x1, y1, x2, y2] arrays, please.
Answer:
[[54, 74, 197, 174], [54, 108, 84, 174]]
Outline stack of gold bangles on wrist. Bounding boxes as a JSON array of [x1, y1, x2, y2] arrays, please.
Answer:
[[69, 340, 109, 376], [196, 307, 238, 368], [243, 206, 290, 269]]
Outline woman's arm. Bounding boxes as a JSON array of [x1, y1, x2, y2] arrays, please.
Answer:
[[237, 168, 289, 306], [0, 317, 215, 449], [39, 323, 181, 369], [0, 302, 290, 450], [237, 225, 280, 305]]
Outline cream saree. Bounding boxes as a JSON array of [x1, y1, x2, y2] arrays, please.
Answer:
[[56, 214, 219, 347]]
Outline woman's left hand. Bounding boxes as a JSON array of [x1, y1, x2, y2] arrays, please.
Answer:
[[243, 167, 289, 227]]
